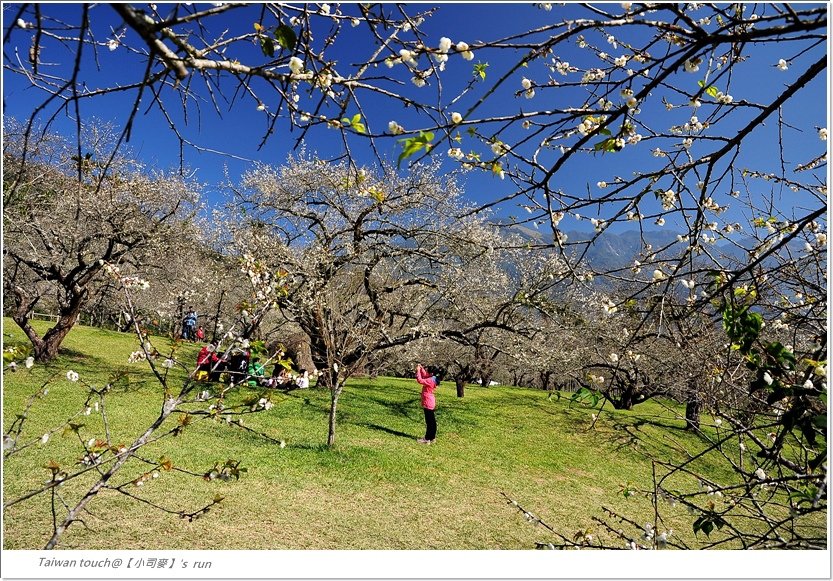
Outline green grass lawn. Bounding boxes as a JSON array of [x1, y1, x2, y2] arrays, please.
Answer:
[[4, 318, 735, 549]]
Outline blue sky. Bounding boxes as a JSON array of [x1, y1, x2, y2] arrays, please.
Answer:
[[2, 3, 828, 231]]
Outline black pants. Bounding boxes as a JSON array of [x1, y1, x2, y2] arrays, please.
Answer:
[[423, 408, 437, 440]]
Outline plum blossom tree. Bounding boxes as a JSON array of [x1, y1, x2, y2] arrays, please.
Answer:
[[228, 155, 512, 445], [3, 121, 201, 361]]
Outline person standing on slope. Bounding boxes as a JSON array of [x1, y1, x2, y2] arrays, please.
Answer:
[[415, 363, 441, 444]]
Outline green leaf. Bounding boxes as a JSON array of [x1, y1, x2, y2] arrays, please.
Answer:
[[473, 62, 489, 81], [260, 37, 275, 58], [274, 24, 297, 51], [705, 85, 719, 98], [397, 131, 434, 167], [593, 138, 618, 153]]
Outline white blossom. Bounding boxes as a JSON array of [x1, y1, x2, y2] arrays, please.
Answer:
[[41, 433, 50, 444], [683, 58, 701, 73], [521, 77, 532, 90], [652, 269, 666, 282], [16, 18, 29, 29], [450, 112, 463, 124], [411, 76, 426, 88], [776, 58, 788, 71], [438, 37, 452, 53], [447, 147, 464, 161], [755, 467, 767, 480], [289, 56, 304, 74], [66, 370, 79, 382], [24, 356, 35, 369], [820, 128, 828, 141], [762, 371, 774, 385], [319, 3, 331, 15], [491, 141, 510, 156], [107, 39, 120, 51], [350, 17, 360, 27], [602, 298, 618, 315]]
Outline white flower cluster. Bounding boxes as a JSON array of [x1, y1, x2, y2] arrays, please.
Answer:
[[659, 188, 677, 210], [551, 59, 571, 76], [455, 41, 474, 61], [127, 350, 147, 363], [581, 68, 605, 84], [576, 116, 602, 135], [66, 370, 79, 382], [388, 120, 405, 135], [447, 147, 465, 161], [121, 276, 150, 290], [588, 373, 605, 385], [714, 90, 734, 104], [490, 140, 510, 157]]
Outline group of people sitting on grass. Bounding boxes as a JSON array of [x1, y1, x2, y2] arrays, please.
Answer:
[[195, 343, 312, 389]]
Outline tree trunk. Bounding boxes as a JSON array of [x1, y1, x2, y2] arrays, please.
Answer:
[[685, 381, 701, 430], [327, 385, 341, 447], [455, 377, 465, 398], [210, 289, 225, 344], [480, 373, 493, 388], [35, 314, 81, 361], [11, 285, 86, 363]]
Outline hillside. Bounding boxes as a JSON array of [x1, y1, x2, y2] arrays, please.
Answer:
[[4, 319, 734, 549]]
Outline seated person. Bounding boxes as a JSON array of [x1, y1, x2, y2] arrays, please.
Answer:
[[248, 357, 266, 387], [271, 366, 292, 389], [227, 349, 249, 384], [196, 343, 216, 380]]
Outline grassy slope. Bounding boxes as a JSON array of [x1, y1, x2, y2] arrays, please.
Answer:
[[3, 318, 730, 550]]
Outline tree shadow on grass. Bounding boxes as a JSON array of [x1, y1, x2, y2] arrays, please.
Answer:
[[347, 392, 417, 419], [357, 422, 415, 440]]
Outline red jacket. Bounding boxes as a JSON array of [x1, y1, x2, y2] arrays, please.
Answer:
[[416, 365, 437, 410], [197, 346, 216, 366]]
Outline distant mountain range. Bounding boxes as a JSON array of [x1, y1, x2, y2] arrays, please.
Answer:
[[504, 224, 808, 273]]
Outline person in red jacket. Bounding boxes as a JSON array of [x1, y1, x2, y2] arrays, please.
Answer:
[[415, 363, 441, 444], [196, 343, 217, 380]]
